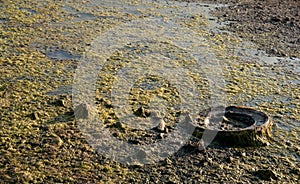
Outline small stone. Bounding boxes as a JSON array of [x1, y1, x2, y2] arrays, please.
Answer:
[[241, 152, 246, 157], [74, 103, 89, 119], [203, 116, 210, 126], [228, 157, 234, 163], [157, 119, 165, 132], [151, 111, 166, 132], [134, 106, 150, 117], [159, 133, 164, 139]]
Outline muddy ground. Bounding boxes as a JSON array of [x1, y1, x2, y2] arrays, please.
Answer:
[[175, 0, 300, 57], [212, 0, 300, 58], [0, 0, 299, 183]]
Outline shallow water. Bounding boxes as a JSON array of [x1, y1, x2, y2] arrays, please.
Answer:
[[45, 49, 80, 60]]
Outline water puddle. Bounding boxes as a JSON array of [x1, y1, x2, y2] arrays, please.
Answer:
[[62, 5, 97, 22], [45, 49, 80, 61], [234, 41, 300, 74], [86, 0, 152, 16]]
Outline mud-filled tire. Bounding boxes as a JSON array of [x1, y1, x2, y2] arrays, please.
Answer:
[[193, 106, 273, 147]]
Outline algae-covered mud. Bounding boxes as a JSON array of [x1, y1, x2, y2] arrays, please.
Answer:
[[0, 0, 299, 183]]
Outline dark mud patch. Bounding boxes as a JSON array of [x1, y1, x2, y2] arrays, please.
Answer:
[[175, 0, 300, 57], [210, 0, 300, 58]]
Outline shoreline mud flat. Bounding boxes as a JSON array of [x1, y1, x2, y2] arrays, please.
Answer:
[[0, 0, 299, 183]]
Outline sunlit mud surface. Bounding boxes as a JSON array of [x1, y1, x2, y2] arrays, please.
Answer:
[[0, 0, 299, 183]]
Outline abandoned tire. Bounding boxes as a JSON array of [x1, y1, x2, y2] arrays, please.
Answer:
[[193, 106, 273, 147]]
